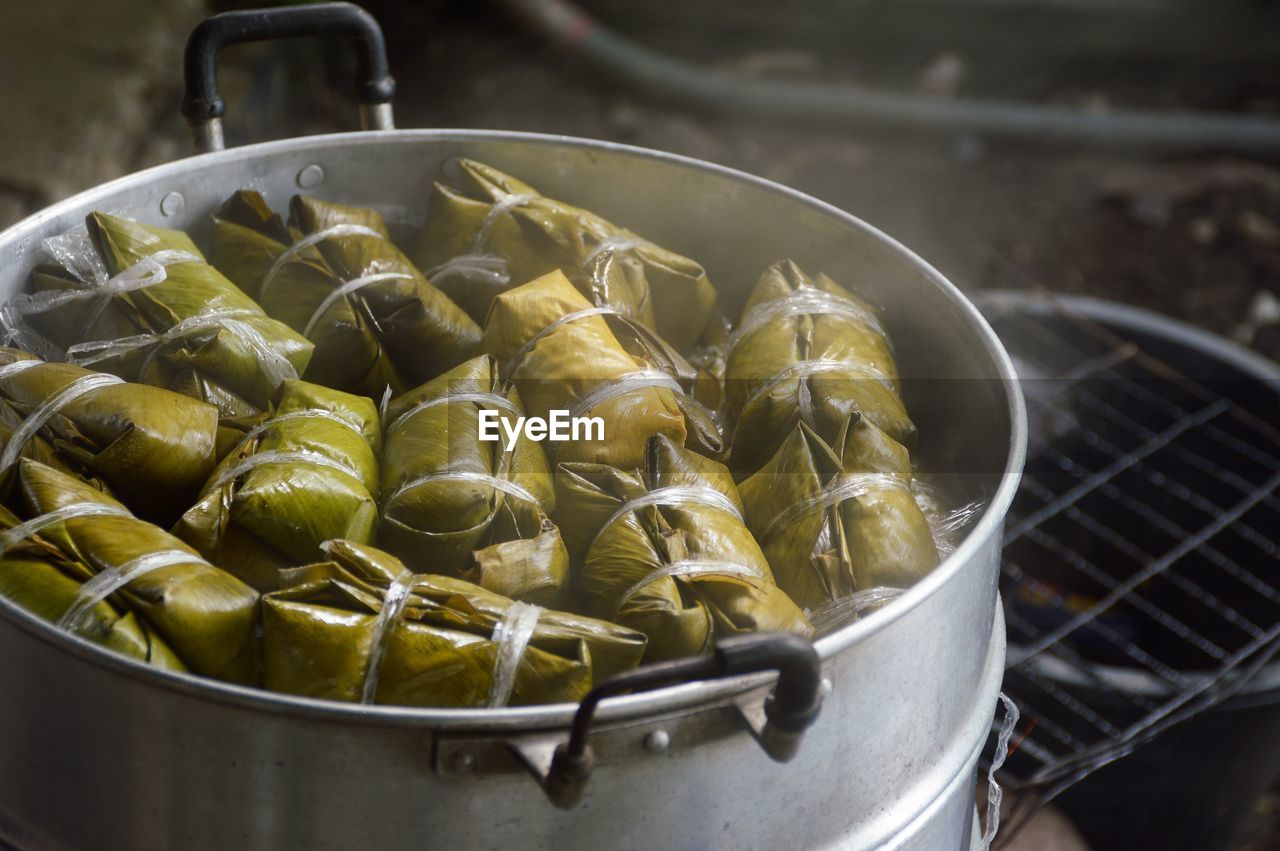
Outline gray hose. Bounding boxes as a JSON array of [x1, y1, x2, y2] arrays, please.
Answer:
[[498, 0, 1280, 157]]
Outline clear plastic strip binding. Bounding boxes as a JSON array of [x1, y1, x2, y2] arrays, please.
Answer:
[[761, 472, 912, 543], [426, 193, 537, 288], [302, 272, 414, 338], [385, 391, 521, 436], [388, 469, 542, 510], [503, 306, 620, 378], [58, 548, 202, 635], [0, 359, 42, 382], [206, 449, 364, 493], [0, 501, 133, 556], [615, 560, 764, 616], [591, 485, 743, 554], [238, 409, 367, 446], [66, 307, 299, 388], [739, 358, 897, 416], [0, 372, 124, 471], [566, 368, 684, 422], [359, 566, 419, 705], [729, 288, 887, 355], [258, 223, 384, 302], [809, 586, 906, 633], [486, 600, 544, 708]]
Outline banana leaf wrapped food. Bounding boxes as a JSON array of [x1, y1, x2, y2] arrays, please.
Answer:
[[420, 158, 718, 350], [481, 270, 721, 470], [0, 348, 218, 524], [0, 502, 186, 670], [556, 434, 811, 661], [379, 355, 569, 607], [724, 260, 914, 478], [14, 213, 314, 416], [173, 379, 380, 591], [4, 458, 259, 682], [262, 540, 646, 707], [738, 414, 939, 617], [210, 191, 480, 396]]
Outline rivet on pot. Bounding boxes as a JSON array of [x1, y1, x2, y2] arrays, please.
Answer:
[[159, 192, 185, 217], [296, 164, 325, 190], [643, 729, 670, 753], [820, 677, 834, 699], [449, 750, 475, 774]]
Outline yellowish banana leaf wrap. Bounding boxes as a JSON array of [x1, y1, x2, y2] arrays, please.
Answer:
[[0, 348, 218, 524], [7, 458, 259, 682], [738, 415, 939, 617], [18, 213, 313, 416], [173, 379, 380, 591], [212, 191, 481, 396], [724, 260, 914, 479], [420, 159, 717, 349], [0, 502, 186, 670], [262, 540, 645, 707], [556, 434, 811, 661], [481, 270, 720, 470], [379, 355, 569, 607]]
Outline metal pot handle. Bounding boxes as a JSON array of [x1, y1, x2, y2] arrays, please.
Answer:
[[181, 2, 395, 154], [540, 632, 824, 809]]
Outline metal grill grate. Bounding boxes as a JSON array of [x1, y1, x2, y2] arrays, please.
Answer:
[[975, 290, 1280, 823]]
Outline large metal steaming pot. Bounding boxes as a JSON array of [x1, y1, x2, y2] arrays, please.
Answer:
[[0, 6, 1025, 849]]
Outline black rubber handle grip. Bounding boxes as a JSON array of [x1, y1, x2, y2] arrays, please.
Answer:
[[181, 2, 395, 123]]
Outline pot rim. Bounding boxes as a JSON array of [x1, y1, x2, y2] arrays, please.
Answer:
[[0, 128, 1027, 730]]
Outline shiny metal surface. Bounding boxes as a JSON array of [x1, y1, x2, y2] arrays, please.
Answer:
[[0, 130, 1025, 850]]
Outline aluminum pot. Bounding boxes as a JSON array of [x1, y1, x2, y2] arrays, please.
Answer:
[[0, 6, 1025, 849]]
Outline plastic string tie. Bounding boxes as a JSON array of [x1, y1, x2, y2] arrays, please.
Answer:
[[591, 485, 742, 554], [0, 372, 124, 471], [385, 390, 521, 436], [486, 600, 543, 708], [739, 358, 897, 416], [206, 449, 364, 493], [761, 472, 911, 543], [0, 303, 61, 361], [389, 469, 541, 511], [42, 226, 109, 286], [615, 560, 763, 616], [566, 368, 685, 422], [0, 359, 42, 382], [0, 502, 133, 556], [808, 586, 906, 632], [729, 288, 887, 355], [66, 307, 298, 387], [359, 568, 418, 705], [258, 223, 383, 301], [426, 193, 537, 290], [302, 272, 414, 338], [58, 548, 203, 635], [238, 409, 366, 446], [979, 693, 1020, 851], [502, 306, 620, 378]]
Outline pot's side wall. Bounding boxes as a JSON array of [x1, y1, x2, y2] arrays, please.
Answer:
[[0, 544, 1003, 851]]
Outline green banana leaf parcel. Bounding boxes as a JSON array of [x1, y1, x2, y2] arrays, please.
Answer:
[[419, 158, 718, 350], [210, 191, 480, 396], [0, 348, 218, 525], [24, 213, 314, 416], [738, 415, 940, 616], [6, 458, 259, 683], [262, 540, 645, 707], [379, 355, 569, 607], [556, 434, 811, 661], [173, 379, 380, 591], [481, 270, 720, 470], [724, 260, 914, 479]]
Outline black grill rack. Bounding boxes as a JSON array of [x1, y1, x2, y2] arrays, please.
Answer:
[[975, 290, 1280, 825]]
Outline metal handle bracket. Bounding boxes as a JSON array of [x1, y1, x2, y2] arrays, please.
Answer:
[[181, 2, 396, 153]]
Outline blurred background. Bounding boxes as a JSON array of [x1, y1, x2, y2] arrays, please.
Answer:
[[1, 1, 1278, 848]]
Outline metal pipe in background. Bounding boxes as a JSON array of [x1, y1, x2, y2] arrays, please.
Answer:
[[498, 0, 1280, 158]]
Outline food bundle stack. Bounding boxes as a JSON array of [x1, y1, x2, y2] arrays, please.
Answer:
[[0, 161, 952, 709]]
